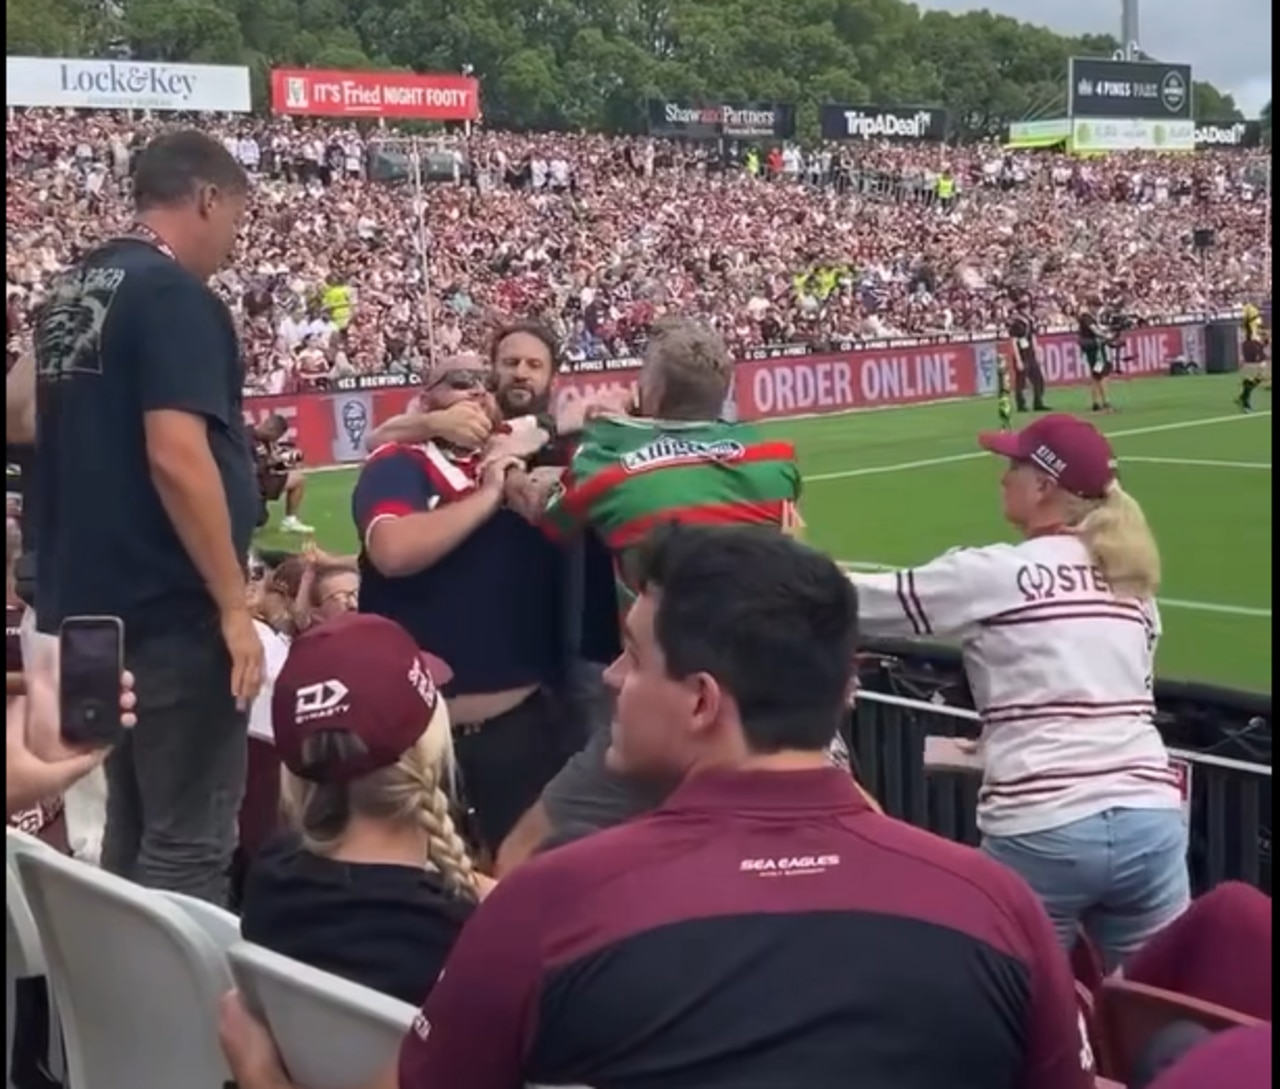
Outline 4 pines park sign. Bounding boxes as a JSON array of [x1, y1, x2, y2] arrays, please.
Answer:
[[1067, 56, 1196, 153]]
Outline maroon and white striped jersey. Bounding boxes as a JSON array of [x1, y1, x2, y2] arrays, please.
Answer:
[[852, 533, 1182, 837]]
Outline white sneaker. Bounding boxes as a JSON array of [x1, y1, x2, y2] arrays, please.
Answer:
[[280, 515, 315, 533]]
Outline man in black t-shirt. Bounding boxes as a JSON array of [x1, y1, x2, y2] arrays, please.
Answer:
[[1076, 300, 1113, 413], [32, 130, 263, 906]]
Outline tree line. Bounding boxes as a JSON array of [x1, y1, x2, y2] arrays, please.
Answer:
[[7, 0, 1263, 141]]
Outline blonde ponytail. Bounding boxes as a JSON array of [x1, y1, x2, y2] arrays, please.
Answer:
[[1063, 481, 1161, 599]]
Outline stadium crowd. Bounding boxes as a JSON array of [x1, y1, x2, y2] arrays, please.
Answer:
[[4, 118, 1272, 1089], [5, 108, 1270, 392]]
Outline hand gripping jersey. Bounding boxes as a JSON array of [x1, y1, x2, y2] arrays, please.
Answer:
[[541, 415, 801, 607], [851, 533, 1182, 838]]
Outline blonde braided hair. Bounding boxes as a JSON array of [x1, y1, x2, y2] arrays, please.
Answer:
[[279, 699, 481, 901]]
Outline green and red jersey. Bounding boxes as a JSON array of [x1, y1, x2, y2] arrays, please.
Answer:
[[541, 415, 801, 605]]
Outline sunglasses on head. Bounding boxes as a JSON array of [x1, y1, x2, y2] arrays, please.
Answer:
[[426, 369, 496, 392]]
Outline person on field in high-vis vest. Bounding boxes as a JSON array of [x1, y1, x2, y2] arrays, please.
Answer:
[[850, 414, 1190, 970]]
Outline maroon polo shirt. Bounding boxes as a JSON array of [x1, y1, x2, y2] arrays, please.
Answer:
[[398, 766, 1092, 1089]]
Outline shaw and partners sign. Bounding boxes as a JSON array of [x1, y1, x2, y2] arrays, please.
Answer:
[[646, 99, 796, 140]]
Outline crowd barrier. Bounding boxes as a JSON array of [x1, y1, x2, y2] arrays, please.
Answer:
[[851, 637, 1272, 896], [243, 315, 1222, 469]]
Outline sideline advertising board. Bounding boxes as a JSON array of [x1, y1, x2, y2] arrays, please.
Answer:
[[248, 319, 1205, 468], [6, 56, 251, 113], [270, 68, 480, 121]]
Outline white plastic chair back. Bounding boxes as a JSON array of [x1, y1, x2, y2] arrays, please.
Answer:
[[158, 890, 242, 954], [228, 941, 414, 1089], [15, 849, 232, 1089], [5, 827, 55, 872], [7, 865, 43, 1089], [6, 829, 64, 1088], [6, 864, 44, 981]]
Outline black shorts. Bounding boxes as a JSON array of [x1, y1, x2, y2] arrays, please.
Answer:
[[1082, 343, 1111, 378], [1242, 340, 1266, 365]]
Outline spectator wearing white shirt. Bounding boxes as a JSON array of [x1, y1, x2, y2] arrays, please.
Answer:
[[851, 414, 1188, 969]]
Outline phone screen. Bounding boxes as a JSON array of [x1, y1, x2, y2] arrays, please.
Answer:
[[59, 616, 125, 747]]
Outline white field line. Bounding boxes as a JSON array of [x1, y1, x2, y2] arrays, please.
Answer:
[[807, 411, 1272, 483], [839, 561, 1272, 620], [1120, 457, 1271, 470]]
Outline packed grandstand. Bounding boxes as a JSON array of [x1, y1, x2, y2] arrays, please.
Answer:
[[3, 11, 1273, 1089]]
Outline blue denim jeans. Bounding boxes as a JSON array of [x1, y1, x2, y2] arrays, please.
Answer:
[[982, 807, 1190, 971]]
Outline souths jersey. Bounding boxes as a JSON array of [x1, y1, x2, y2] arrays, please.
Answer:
[[851, 533, 1181, 838], [542, 415, 800, 606]]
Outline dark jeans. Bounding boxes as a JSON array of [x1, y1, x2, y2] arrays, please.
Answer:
[[101, 619, 248, 906], [453, 688, 577, 853]]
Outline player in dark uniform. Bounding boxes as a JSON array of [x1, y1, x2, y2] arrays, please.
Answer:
[[1006, 294, 1047, 413], [1077, 299, 1113, 413], [1236, 303, 1269, 413], [252, 414, 311, 532]]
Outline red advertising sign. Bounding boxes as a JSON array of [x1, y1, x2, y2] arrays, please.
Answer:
[[1035, 325, 1196, 387], [270, 68, 479, 121], [735, 342, 979, 421], [247, 320, 1196, 470]]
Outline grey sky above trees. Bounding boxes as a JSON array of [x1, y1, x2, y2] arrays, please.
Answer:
[[919, 0, 1271, 114]]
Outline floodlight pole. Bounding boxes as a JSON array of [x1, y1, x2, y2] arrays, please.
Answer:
[[370, 136, 438, 363]]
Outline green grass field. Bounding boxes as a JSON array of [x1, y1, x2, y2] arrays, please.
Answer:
[[260, 375, 1273, 693]]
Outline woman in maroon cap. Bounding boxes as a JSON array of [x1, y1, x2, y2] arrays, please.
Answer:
[[239, 612, 489, 1006], [851, 413, 1188, 971]]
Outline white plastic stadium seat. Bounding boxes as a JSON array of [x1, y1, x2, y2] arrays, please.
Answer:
[[5, 829, 64, 1088], [15, 849, 232, 1089], [6, 866, 42, 1089], [158, 889, 242, 953], [229, 941, 415, 1089]]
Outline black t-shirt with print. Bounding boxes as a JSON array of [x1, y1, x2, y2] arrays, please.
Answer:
[[240, 835, 475, 1007], [31, 239, 258, 640]]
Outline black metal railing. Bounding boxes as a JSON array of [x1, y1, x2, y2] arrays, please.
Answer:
[[849, 639, 1272, 895]]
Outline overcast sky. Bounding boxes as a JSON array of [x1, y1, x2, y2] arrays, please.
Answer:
[[917, 0, 1272, 115]]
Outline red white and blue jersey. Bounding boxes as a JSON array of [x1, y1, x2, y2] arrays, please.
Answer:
[[352, 441, 564, 696]]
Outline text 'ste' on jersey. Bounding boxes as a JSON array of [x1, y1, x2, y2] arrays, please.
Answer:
[[851, 534, 1181, 837]]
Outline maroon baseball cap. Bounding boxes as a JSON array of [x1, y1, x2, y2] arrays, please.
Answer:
[[271, 613, 453, 784], [978, 414, 1117, 499]]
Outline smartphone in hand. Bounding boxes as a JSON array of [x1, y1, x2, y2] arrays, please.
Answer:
[[59, 616, 125, 748]]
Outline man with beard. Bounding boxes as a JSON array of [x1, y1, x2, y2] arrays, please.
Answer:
[[492, 319, 863, 874], [351, 346, 573, 857], [365, 322, 624, 743]]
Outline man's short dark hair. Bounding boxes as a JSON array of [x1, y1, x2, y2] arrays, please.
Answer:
[[633, 524, 858, 753], [132, 129, 248, 212], [488, 320, 561, 372]]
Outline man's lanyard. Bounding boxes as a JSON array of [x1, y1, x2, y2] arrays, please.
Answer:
[[119, 223, 178, 264]]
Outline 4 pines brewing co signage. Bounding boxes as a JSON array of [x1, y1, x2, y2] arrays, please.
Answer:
[[646, 100, 797, 140], [819, 105, 948, 142], [1068, 57, 1194, 120]]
